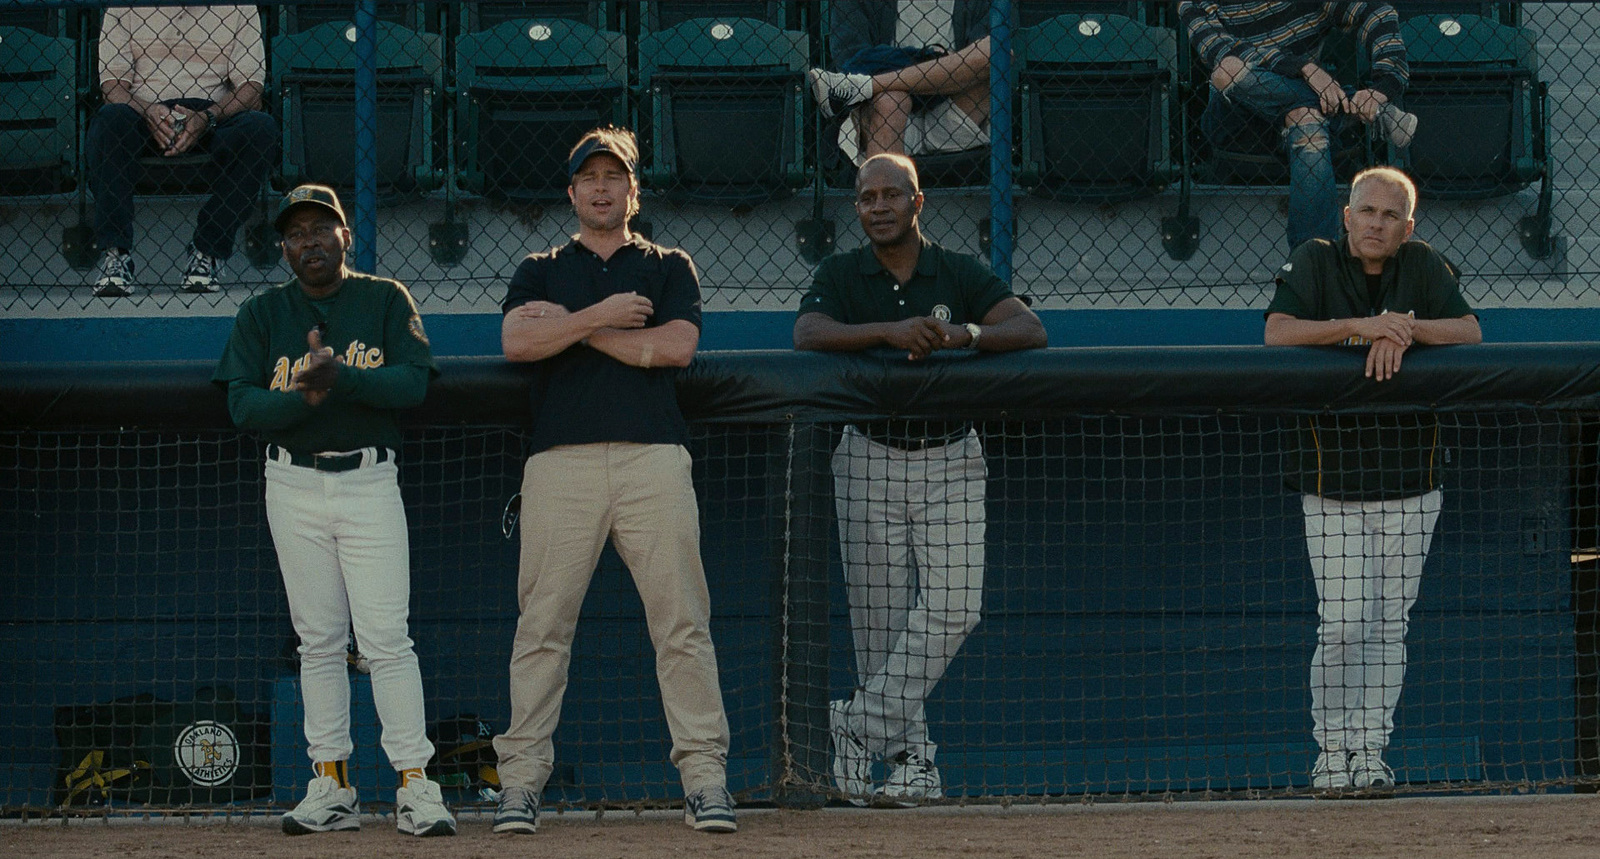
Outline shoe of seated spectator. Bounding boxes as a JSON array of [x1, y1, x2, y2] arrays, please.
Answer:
[[182, 244, 221, 293], [807, 69, 873, 119], [683, 784, 738, 833], [281, 775, 360, 835], [93, 248, 136, 298], [873, 752, 941, 808], [1310, 750, 1352, 791], [1349, 749, 1395, 791], [395, 776, 456, 837], [1376, 103, 1418, 149]]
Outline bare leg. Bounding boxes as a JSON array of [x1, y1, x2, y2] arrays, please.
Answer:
[[864, 91, 914, 156], [870, 37, 993, 97]]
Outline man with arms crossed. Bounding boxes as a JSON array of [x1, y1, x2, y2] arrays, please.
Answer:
[[492, 127, 736, 835], [1265, 166, 1481, 791], [213, 185, 454, 836], [794, 152, 1047, 806]]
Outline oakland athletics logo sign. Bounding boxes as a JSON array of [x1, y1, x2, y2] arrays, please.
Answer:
[[172, 720, 240, 787]]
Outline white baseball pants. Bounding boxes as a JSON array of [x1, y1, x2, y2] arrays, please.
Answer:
[[1304, 489, 1443, 753], [265, 454, 435, 771]]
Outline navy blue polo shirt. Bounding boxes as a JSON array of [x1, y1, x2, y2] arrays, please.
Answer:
[[503, 236, 702, 455]]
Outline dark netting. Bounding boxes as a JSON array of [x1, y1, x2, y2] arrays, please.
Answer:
[[2, 404, 1597, 812], [0, 1, 1594, 313]]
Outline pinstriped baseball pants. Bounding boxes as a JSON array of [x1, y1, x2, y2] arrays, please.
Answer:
[[831, 426, 987, 764]]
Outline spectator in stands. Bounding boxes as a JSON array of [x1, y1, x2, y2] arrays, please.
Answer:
[[88, 4, 278, 297], [1264, 166, 1481, 792], [793, 153, 1046, 806], [1181, 1, 1417, 250], [806, 0, 1015, 166], [492, 127, 737, 836]]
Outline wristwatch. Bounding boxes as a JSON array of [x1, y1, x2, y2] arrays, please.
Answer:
[[964, 322, 982, 349], [202, 108, 218, 131]]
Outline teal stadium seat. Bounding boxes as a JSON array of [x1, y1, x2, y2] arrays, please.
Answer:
[[1017, 12, 1177, 202], [0, 25, 78, 196], [1381, 12, 1553, 257], [1383, 13, 1546, 200], [464, 2, 610, 32], [453, 17, 627, 202], [638, 15, 809, 206], [272, 19, 444, 196], [1016, 1, 1149, 28], [642, 1, 790, 31], [280, 3, 425, 35]]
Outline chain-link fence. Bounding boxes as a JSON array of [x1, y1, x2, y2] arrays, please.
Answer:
[[0, 1, 1594, 316]]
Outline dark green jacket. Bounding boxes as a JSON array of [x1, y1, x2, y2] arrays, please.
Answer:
[[1268, 237, 1475, 501]]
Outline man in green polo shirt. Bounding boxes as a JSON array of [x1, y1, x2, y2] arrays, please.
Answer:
[[794, 153, 1046, 806], [213, 184, 454, 836], [1265, 166, 1481, 793]]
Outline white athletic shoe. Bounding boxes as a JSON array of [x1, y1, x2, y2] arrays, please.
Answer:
[[829, 699, 872, 806], [1310, 750, 1352, 791], [281, 775, 360, 835], [1376, 102, 1419, 149], [1349, 749, 1395, 790], [396, 777, 457, 837], [683, 784, 738, 833], [181, 244, 220, 293], [807, 68, 873, 119], [874, 752, 942, 807], [93, 249, 136, 298]]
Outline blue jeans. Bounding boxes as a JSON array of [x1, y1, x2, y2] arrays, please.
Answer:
[[87, 100, 278, 258], [1201, 67, 1343, 250]]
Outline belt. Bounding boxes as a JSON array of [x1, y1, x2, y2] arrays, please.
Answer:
[[267, 444, 391, 473], [854, 423, 970, 452]]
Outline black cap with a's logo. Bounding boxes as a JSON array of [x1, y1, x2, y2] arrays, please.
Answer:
[[274, 184, 348, 233]]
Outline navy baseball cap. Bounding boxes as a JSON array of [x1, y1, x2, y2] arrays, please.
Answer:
[[274, 184, 348, 233], [567, 137, 636, 182]]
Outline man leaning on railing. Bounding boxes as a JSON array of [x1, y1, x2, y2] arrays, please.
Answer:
[[1264, 166, 1482, 794]]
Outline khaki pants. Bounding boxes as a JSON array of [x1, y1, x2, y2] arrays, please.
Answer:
[[492, 443, 730, 794]]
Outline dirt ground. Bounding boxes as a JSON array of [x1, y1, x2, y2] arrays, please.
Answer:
[[5, 795, 1600, 859]]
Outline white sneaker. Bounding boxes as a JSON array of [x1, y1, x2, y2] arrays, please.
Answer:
[[396, 777, 457, 837], [1377, 102, 1418, 149], [874, 752, 941, 807], [281, 775, 360, 835], [829, 699, 872, 806], [1310, 750, 1352, 790], [1349, 749, 1395, 790], [182, 244, 220, 293], [807, 68, 873, 119], [93, 249, 136, 298]]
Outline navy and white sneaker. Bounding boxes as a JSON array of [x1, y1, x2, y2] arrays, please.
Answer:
[[492, 784, 539, 834], [396, 777, 456, 837], [281, 775, 360, 835], [683, 784, 737, 833], [807, 69, 873, 119], [93, 249, 136, 298], [182, 244, 220, 293]]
